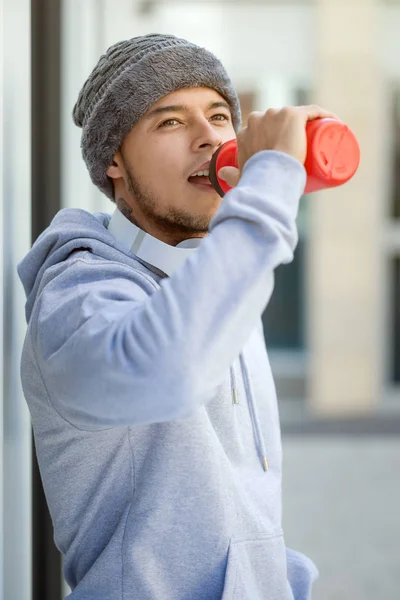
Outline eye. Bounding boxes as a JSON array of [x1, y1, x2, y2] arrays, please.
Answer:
[[158, 113, 230, 129], [211, 113, 230, 122], [159, 118, 181, 128]]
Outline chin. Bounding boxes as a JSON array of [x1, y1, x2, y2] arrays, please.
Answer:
[[193, 189, 221, 207], [180, 185, 222, 221]]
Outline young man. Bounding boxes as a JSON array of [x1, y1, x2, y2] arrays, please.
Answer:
[[18, 33, 335, 599]]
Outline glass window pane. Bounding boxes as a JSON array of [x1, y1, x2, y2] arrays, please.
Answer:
[[262, 238, 305, 350], [261, 87, 310, 351]]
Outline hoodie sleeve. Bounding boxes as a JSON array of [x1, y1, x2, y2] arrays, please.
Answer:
[[32, 151, 306, 430]]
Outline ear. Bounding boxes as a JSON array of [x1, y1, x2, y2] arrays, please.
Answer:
[[106, 152, 123, 180]]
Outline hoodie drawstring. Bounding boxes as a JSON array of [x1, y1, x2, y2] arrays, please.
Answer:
[[230, 364, 239, 405], [230, 356, 269, 472]]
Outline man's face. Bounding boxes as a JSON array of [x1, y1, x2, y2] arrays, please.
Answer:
[[109, 86, 236, 245]]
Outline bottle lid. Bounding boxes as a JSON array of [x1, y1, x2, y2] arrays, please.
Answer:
[[310, 120, 360, 184]]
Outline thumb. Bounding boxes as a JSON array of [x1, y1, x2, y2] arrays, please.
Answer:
[[218, 166, 241, 188]]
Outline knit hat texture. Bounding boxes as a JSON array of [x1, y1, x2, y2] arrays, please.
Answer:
[[73, 33, 241, 199]]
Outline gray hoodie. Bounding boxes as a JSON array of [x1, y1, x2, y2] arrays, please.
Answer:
[[18, 150, 318, 599]]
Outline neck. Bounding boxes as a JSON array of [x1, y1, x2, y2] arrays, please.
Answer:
[[116, 197, 143, 231], [116, 196, 207, 247]]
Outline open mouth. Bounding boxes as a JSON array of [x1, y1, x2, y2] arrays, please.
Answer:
[[188, 175, 212, 186], [187, 169, 214, 191]]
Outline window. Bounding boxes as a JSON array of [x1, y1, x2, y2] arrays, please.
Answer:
[[262, 238, 306, 350], [262, 87, 310, 351]]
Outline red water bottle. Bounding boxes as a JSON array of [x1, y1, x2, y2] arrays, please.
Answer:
[[209, 118, 360, 197]]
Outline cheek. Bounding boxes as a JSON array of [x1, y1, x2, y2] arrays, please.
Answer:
[[143, 143, 185, 191], [222, 124, 236, 143], [136, 157, 183, 201], [132, 146, 171, 189]]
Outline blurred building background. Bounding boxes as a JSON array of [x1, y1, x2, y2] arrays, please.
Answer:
[[1, 0, 400, 599]]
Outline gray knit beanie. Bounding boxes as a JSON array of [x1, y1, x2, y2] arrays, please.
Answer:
[[73, 33, 242, 199]]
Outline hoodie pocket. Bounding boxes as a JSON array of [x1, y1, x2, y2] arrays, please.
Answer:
[[221, 533, 294, 600]]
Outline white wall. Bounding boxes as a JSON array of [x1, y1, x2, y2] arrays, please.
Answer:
[[1, 1, 32, 599], [105, 1, 315, 91], [382, 6, 400, 80], [61, 0, 110, 214]]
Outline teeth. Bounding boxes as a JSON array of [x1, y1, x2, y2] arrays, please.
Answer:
[[191, 169, 209, 177]]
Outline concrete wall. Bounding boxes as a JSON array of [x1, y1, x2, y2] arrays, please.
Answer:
[[309, 0, 387, 415]]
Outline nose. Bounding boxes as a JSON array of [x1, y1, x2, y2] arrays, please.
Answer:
[[190, 117, 223, 153]]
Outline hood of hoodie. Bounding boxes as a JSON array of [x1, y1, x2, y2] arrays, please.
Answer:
[[18, 208, 162, 323]]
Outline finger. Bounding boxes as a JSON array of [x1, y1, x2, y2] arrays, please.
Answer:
[[300, 104, 340, 122], [218, 166, 241, 187]]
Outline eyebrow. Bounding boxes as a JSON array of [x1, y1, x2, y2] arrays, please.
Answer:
[[144, 100, 231, 120]]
